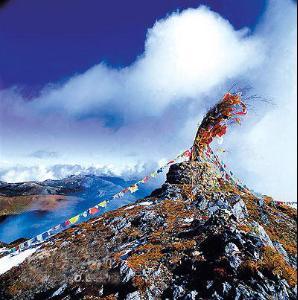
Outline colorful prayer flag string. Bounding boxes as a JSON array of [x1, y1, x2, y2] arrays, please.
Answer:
[[8, 148, 192, 256]]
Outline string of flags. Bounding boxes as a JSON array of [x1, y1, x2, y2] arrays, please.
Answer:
[[192, 92, 247, 161], [7, 149, 193, 255], [6, 92, 296, 257]]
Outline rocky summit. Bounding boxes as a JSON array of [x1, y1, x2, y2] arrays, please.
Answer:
[[0, 161, 297, 300]]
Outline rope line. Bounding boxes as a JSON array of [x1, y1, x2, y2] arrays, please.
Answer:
[[6, 148, 192, 255]]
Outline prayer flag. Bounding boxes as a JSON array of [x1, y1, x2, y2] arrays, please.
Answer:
[[157, 168, 163, 174], [31, 237, 38, 244], [42, 232, 49, 240], [150, 172, 158, 178], [69, 215, 80, 224], [183, 150, 192, 158], [98, 200, 108, 208], [89, 207, 99, 215], [128, 184, 139, 193], [81, 211, 89, 218]]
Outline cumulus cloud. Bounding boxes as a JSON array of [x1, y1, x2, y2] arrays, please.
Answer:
[[0, 1, 296, 201], [223, 0, 297, 201], [0, 6, 262, 169], [30, 6, 261, 119]]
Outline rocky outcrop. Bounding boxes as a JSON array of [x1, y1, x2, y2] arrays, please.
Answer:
[[0, 162, 296, 299]]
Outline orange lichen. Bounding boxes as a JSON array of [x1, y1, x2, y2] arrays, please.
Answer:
[[277, 204, 297, 220], [260, 246, 297, 287], [149, 229, 165, 244], [113, 251, 128, 262], [181, 184, 196, 201], [282, 242, 297, 256], [237, 223, 251, 233], [242, 247, 297, 287], [240, 192, 297, 259], [241, 260, 259, 276], [126, 244, 163, 271], [123, 228, 142, 239], [172, 240, 196, 251], [154, 199, 191, 232], [133, 276, 148, 292]]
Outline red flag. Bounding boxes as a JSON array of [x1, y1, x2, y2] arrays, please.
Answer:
[[89, 207, 99, 215], [183, 150, 192, 158]]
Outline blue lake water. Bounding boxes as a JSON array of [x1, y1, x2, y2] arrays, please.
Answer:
[[0, 184, 156, 244]]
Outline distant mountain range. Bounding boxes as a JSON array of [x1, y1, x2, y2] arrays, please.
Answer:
[[0, 174, 157, 243]]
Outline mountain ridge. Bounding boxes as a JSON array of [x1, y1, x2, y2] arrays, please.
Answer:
[[0, 161, 296, 299]]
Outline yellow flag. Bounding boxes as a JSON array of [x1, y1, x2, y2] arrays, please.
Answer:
[[69, 215, 80, 224], [98, 200, 108, 208], [128, 184, 139, 193]]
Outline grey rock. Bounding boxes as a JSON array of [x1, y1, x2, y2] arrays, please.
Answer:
[[211, 291, 224, 300], [125, 291, 141, 300], [120, 262, 135, 283], [234, 284, 252, 300], [115, 218, 131, 231], [221, 282, 232, 295], [231, 199, 248, 220], [258, 198, 265, 207], [206, 280, 214, 289], [183, 291, 198, 300], [195, 195, 209, 210], [141, 211, 156, 222], [51, 283, 67, 298], [225, 243, 240, 256], [225, 242, 242, 269], [260, 212, 270, 225], [208, 205, 220, 214], [229, 255, 242, 269], [273, 241, 290, 263], [173, 285, 185, 299], [215, 199, 230, 209], [216, 209, 233, 221], [251, 222, 274, 247], [152, 183, 183, 200]]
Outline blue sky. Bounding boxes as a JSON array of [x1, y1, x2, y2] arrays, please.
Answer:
[[0, 0, 267, 88], [0, 0, 297, 202]]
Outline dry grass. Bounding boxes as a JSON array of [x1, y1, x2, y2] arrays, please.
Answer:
[[237, 223, 251, 233], [171, 240, 196, 251], [261, 246, 297, 287], [239, 193, 297, 259], [126, 243, 163, 271], [132, 276, 149, 292], [241, 246, 297, 287]]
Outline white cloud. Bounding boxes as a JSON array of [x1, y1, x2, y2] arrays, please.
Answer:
[[29, 6, 262, 118], [223, 0, 297, 201], [0, 162, 161, 183], [0, 1, 296, 201]]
